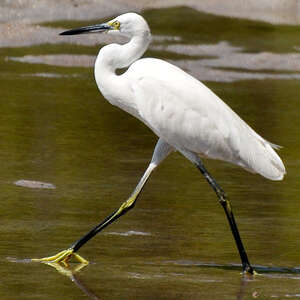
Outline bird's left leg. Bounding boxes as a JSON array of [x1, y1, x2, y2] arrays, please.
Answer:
[[179, 150, 255, 275], [32, 138, 173, 264]]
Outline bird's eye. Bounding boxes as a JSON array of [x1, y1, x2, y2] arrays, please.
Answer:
[[112, 21, 120, 30]]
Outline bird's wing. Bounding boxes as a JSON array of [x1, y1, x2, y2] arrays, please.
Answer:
[[128, 58, 285, 180]]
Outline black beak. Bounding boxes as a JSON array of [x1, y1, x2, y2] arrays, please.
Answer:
[[60, 23, 113, 35]]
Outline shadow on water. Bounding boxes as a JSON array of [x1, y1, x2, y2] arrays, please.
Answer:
[[53, 262, 300, 300], [7, 259, 253, 300], [8, 256, 300, 300], [167, 260, 300, 276], [10, 255, 300, 276]]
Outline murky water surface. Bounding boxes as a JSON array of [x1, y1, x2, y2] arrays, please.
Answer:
[[1, 6, 300, 300]]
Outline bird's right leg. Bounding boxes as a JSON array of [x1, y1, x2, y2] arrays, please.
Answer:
[[179, 150, 255, 275], [32, 138, 173, 264], [195, 160, 255, 275]]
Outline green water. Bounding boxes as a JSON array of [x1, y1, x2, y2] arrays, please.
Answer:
[[1, 6, 300, 299]]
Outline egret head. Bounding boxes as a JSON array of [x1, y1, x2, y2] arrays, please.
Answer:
[[60, 13, 150, 39]]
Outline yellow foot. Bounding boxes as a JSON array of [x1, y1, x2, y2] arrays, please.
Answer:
[[31, 248, 89, 265], [250, 270, 260, 276], [242, 269, 259, 276]]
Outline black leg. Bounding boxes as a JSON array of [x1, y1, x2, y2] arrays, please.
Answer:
[[70, 137, 174, 253], [32, 162, 156, 264], [195, 160, 254, 274], [32, 138, 173, 264], [70, 167, 152, 253]]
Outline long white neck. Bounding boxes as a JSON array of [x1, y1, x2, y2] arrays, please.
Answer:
[[115, 33, 151, 69], [94, 33, 151, 116]]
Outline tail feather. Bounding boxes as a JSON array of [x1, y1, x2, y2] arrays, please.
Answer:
[[267, 140, 282, 150], [240, 138, 286, 181]]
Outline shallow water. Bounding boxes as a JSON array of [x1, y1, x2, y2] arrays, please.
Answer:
[[1, 6, 300, 300]]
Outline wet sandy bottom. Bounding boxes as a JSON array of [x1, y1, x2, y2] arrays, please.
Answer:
[[7, 41, 300, 82]]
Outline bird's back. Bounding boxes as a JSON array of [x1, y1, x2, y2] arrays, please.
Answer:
[[124, 58, 286, 180]]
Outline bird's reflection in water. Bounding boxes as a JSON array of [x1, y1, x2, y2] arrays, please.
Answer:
[[44, 262, 100, 300], [237, 276, 254, 300], [41, 260, 257, 300]]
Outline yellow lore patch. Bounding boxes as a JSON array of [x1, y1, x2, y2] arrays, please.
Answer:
[[108, 20, 120, 30]]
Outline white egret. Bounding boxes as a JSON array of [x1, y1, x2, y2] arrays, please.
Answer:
[[33, 13, 286, 274]]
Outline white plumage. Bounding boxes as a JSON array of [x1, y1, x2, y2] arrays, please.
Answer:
[[42, 12, 285, 272], [94, 13, 285, 181]]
